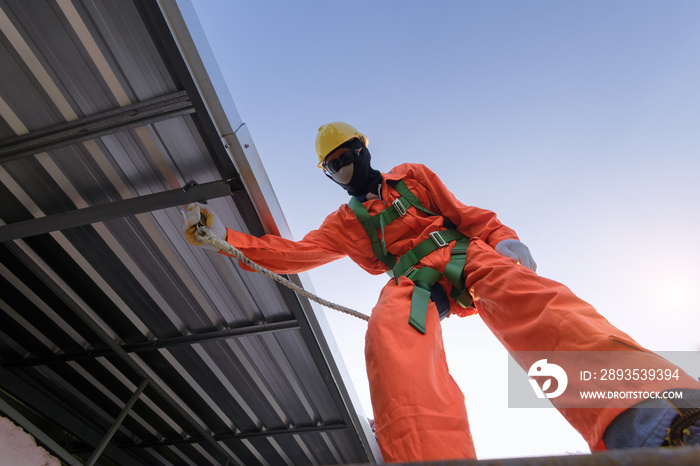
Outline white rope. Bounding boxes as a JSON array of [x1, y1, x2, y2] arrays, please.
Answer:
[[195, 226, 370, 322]]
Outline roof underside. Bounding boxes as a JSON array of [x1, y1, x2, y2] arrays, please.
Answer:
[[0, 1, 375, 464]]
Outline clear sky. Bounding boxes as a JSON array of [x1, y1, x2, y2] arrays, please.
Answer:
[[190, 0, 700, 459]]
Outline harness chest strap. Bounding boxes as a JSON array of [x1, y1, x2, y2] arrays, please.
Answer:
[[348, 180, 473, 334]]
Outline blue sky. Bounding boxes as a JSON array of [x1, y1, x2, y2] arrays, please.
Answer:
[[190, 0, 700, 459]]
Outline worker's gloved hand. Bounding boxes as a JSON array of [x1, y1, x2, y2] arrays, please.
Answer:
[[495, 239, 537, 272], [181, 202, 227, 249]]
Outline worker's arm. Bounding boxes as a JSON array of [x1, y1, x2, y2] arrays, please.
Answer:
[[183, 202, 347, 274], [224, 225, 347, 274], [403, 164, 537, 271], [403, 164, 518, 246]]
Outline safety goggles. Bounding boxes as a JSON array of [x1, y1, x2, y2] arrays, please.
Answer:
[[322, 147, 361, 174]]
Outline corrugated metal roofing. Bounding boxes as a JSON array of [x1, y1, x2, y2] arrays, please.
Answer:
[[0, 0, 379, 464]]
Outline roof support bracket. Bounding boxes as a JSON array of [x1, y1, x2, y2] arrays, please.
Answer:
[[85, 379, 149, 466]]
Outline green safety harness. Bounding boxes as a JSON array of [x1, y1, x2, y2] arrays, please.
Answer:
[[348, 179, 473, 334]]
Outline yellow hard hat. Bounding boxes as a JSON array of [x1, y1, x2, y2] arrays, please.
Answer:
[[315, 122, 368, 168]]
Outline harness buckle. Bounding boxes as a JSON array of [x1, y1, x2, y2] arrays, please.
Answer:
[[392, 198, 407, 217], [429, 231, 448, 248]]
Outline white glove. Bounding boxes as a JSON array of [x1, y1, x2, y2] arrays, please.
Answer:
[[181, 202, 227, 249], [495, 239, 537, 272]]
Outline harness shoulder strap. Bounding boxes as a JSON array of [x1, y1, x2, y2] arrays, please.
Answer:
[[390, 179, 438, 217], [348, 196, 396, 268]]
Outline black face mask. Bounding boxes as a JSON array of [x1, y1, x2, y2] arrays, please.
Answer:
[[325, 142, 382, 197]]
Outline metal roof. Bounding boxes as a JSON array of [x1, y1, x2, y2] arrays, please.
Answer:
[[0, 0, 379, 464]]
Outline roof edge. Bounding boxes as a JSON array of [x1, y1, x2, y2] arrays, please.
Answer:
[[152, 0, 382, 461]]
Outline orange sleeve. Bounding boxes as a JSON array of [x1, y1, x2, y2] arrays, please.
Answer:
[[220, 212, 348, 275], [409, 164, 519, 248]]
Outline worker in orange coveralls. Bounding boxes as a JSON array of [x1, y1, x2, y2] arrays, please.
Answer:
[[184, 122, 700, 462]]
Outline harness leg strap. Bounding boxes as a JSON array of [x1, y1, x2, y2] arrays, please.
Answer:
[[444, 238, 473, 308], [409, 285, 431, 334], [407, 267, 443, 334]]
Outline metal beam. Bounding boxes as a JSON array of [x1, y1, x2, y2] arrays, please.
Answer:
[[0, 178, 242, 242], [0, 91, 194, 163], [2, 319, 300, 367], [85, 380, 148, 466], [118, 423, 348, 449]]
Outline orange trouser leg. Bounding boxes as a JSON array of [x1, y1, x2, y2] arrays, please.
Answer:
[[365, 276, 476, 462], [464, 238, 700, 450]]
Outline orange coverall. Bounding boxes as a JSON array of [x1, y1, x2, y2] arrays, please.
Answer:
[[223, 163, 700, 462]]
